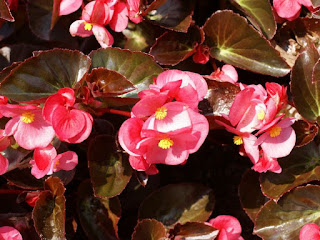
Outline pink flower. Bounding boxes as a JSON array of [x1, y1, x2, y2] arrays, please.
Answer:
[[266, 82, 287, 112], [208, 215, 243, 240], [0, 154, 8, 175], [30, 144, 78, 179], [59, 0, 83, 16], [127, 0, 142, 23], [193, 45, 210, 64], [0, 226, 22, 240], [273, 0, 316, 21], [251, 150, 282, 173], [300, 223, 320, 240], [210, 65, 238, 84], [43, 88, 93, 144], [0, 104, 55, 150]]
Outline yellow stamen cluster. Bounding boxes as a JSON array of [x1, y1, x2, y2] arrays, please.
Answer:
[[84, 22, 93, 31], [158, 138, 174, 149], [155, 106, 167, 120], [53, 159, 60, 170], [20, 112, 35, 124], [233, 136, 243, 145], [270, 126, 282, 137], [257, 109, 265, 120]]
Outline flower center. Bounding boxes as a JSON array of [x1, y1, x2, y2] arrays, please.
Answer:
[[257, 109, 265, 120], [158, 138, 174, 149], [21, 112, 35, 124], [53, 159, 60, 171], [84, 22, 93, 31], [270, 126, 282, 137], [233, 136, 243, 145], [155, 107, 167, 120]]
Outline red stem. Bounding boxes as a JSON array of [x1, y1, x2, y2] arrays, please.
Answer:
[[103, 108, 132, 118], [0, 189, 25, 194]]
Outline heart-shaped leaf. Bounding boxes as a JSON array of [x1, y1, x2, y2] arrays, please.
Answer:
[[138, 183, 214, 227], [86, 68, 136, 97], [89, 48, 162, 97], [0, 0, 14, 22], [77, 180, 121, 240], [260, 141, 320, 200], [239, 170, 268, 221], [88, 135, 132, 198], [143, 0, 195, 32], [203, 10, 290, 77], [32, 177, 66, 240], [0, 49, 91, 102], [291, 44, 320, 122], [230, 0, 276, 39], [254, 185, 320, 239], [149, 25, 203, 65], [131, 219, 166, 240], [169, 222, 219, 240]]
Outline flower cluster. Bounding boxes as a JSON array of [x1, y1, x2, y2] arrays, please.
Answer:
[[0, 88, 93, 178], [217, 82, 296, 173], [61, 0, 141, 48], [118, 70, 209, 174]]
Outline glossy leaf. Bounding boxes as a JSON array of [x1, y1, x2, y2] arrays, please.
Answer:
[[169, 222, 219, 240], [230, 0, 276, 39], [260, 142, 320, 200], [149, 25, 204, 65], [292, 120, 318, 147], [138, 183, 214, 227], [88, 135, 132, 198], [203, 10, 290, 77], [143, 0, 195, 32], [33, 177, 66, 240], [131, 219, 166, 240], [239, 170, 268, 221], [89, 48, 162, 97], [0, 49, 91, 101], [204, 78, 240, 116], [0, 0, 14, 22], [86, 68, 136, 97], [291, 44, 320, 122], [254, 185, 320, 239], [77, 180, 121, 240]]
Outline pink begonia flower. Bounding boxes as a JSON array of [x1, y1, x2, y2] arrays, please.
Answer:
[[273, 0, 316, 21], [0, 226, 22, 240], [0, 154, 8, 175], [208, 215, 243, 240], [0, 104, 55, 150], [255, 116, 296, 158], [127, 0, 142, 23], [210, 65, 238, 84], [266, 82, 288, 112], [43, 88, 93, 144], [300, 223, 320, 240], [252, 150, 282, 173], [193, 45, 210, 64], [59, 0, 83, 16], [30, 144, 78, 179]]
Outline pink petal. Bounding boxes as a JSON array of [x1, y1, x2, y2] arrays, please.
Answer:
[[33, 145, 57, 171], [92, 25, 114, 48], [109, 1, 129, 32], [252, 152, 281, 173], [176, 84, 200, 109], [55, 151, 78, 171], [0, 104, 38, 118], [4, 117, 20, 137], [82, 1, 110, 24], [128, 155, 150, 171], [221, 64, 238, 83], [43, 93, 66, 124], [209, 215, 242, 240], [300, 223, 320, 240], [0, 226, 22, 240], [132, 93, 168, 119], [0, 154, 8, 175], [297, 0, 313, 7], [273, 0, 302, 20], [59, 0, 82, 16], [69, 20, 93, 38], [243, 134, 259, 164]]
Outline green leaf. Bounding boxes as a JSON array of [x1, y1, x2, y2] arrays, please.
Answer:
[[0, 49, 91, 101], [32, 177, 66, 240], [254, 185, 320, 239], [132, 219, 167, 240], [88, 135, 132, 198], [291, 44, 320, 122], [89, 48, 162, 97], [77, 180, 121, 240], [260, 142, 320, 200], [169, 222, 219, 240], [86, 68, 136, 97], [138, 183, 214, 227], [143, 0, 195, 32], [230, 0, 276, 39], [149, 25, 203, 66], [203, 10, 290, 77], [0, 0, 14, 22], [239, 170, 268, 221]]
